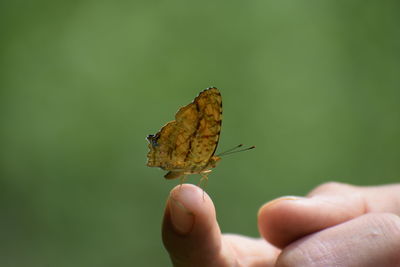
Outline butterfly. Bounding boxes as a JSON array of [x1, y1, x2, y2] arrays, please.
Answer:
[[146, 87, 223, 185], [146, 87, 254, 185]]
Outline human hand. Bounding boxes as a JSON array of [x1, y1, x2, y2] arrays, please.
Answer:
[[162, 183, 400, 266]]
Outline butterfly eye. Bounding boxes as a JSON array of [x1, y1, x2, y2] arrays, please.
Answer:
[[147, 134, 159, 147]]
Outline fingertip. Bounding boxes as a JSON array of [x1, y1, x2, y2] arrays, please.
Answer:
[[258, 196, 303, 217], [169, 184, 213, 213], [258, 197, 306, 248], [167, 184, 214, 235]]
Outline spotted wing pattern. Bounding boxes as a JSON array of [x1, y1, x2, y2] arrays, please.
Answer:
[[146, 87, 222, 178]]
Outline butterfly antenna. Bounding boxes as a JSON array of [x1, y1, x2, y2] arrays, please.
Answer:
[[218, 144, 255, 156], [217, 144, 243, 156]]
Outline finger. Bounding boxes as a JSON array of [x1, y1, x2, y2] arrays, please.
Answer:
[[222, 234, 280, 267], [258, 182, 400, 248], [162, 184, 226, 267], [276, 213, 400, 267]]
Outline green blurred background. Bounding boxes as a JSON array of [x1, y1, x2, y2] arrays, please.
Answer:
[[1, 1, 399, 266]]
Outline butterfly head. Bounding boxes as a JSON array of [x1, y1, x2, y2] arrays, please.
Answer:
[[146, 134, 159, 147]]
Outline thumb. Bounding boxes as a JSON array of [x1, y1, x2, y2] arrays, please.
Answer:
[[162, 184, 227, 267]]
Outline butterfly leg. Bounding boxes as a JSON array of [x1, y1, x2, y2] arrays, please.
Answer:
[[179, 175, 188, 190], [198, 173, 209, 200], [198, 174, 208, 187]]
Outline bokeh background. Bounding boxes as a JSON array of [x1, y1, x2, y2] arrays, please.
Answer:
[[1, 1, 399, 266]]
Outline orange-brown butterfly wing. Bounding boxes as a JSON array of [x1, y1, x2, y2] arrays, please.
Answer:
[[183, 88, 222, 170], [146, 102, 199, 170], [146, 87, 222, 174]]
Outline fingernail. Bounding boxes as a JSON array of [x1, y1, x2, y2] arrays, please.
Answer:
[[169, 197, 194, 235], [263, 196, 305, 208]]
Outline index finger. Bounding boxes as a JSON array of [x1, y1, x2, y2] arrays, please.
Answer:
[[258, 182, 400, 248]]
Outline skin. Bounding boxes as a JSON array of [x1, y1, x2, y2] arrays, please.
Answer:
[[162, 182, 400, 267]]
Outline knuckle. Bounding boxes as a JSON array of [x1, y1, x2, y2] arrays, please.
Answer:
[[308, 181, 354, 196]]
